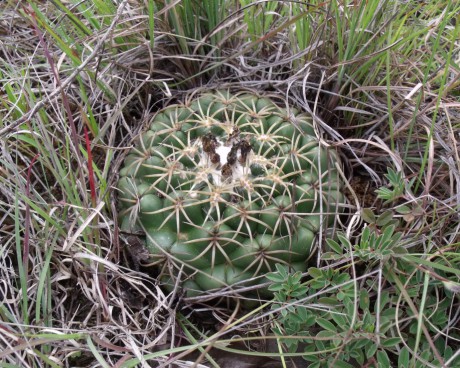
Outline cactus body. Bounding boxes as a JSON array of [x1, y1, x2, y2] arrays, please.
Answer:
[[118, 90, 345, 299]]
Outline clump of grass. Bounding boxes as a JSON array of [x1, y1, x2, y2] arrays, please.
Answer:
[[1, 0, 459, 367]]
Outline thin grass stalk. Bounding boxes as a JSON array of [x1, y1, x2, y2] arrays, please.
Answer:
[[389, 265, 445, 367], [148, 0, 156, 50], [415, 0, 458, 193], [22, 153, 39, 280], [412, 272, 431, 367], [14, 193, 29, 325], [385, 1, 397, 153]]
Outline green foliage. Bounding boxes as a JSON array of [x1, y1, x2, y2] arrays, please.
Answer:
[[239, 0, 279, 41], [155, 0, 227, 59], [268, 263, 387, 366], [375, 168, 405, 202], [268, 209, 460, 367], [374, 167, 418, 204], [331, 223, 407, 263]]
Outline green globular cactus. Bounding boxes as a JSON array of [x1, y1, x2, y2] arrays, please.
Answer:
[[117, 90, 345, 299]]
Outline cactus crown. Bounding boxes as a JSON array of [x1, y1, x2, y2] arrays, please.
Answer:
[[117, 90, 345, 299]]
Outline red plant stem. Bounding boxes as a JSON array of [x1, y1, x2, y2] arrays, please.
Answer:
[[84, 129, 108, 317], [23, 153, 40, 277], [24, 5, 81, 159], [84, 126, 97, 207]]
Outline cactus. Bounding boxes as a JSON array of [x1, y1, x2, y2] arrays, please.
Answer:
[[117, 90, 345, 299]]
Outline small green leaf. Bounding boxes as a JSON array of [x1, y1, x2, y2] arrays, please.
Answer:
[[361, 208, 376, 223], [316, 318, 337, 332], [395, 205, 411, 214], [386, 168, 401, 184], [291, 287, 308, 298], [334, 272, 350, 284], [350, 348, 365, 365], [398, 347, 409, 368], [310, 279, 328, 289], [315, 338, 325, 351], [443, 346, 453, 361], [296, 306, 309, 320], [366, 342, 378, 359], [275, 263, 289, 277], [359, 289, 370, 310], [352, 338, 370, 349], [377, 350, 391, 367], [381, 307, 396, 318], [381, 307, 397, 318], [375, 187, 393, 200], [290, 272, 303, 284], [331, 313, 348, 328], [360, 226, 371, 249], [379, 224, 396, 247], [316, 330, 337, 338], [392, 246, 408, 255], [342, 296, 354, 315], [308, 267, 323, 279], [376, 210, 394, 227], [266, 273, 285, 282], [337, 233, 352, 248], [381, 337, 401, 347], [326, 238, 343, 254], [268, 283, 284, 291], [376, 291, 390, 313], [390, 231, 403, 244], [289, 313, 304, 324]]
